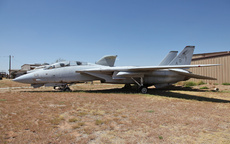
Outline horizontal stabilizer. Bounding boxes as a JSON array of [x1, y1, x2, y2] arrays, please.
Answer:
[[170, 69, 217, 80]]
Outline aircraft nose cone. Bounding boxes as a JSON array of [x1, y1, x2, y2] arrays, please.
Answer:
[[13, 76, 26, 83], [13, 73, 34, 84]]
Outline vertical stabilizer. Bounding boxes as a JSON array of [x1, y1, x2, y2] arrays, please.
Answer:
[[158, 51, 178, 66], [169, 46, 195, 65], [96, 55, 117, 67]]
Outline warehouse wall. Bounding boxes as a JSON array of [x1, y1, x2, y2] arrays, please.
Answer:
[[189, 55, 230, 84]]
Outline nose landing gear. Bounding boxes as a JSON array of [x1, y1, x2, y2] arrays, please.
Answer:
[[54, 85, 72, 92]]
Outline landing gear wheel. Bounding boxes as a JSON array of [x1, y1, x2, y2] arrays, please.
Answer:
[[64, 87, 72, 92], [139, 86, 148, 94], [123, 84, 131, 89]]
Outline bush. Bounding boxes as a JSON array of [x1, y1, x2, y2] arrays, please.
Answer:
[[222, 83, 230, 85], [200, 86, 209, 89], [184, 81, 197, 88], [198, 81, 206, 85], [159, 136, 163, 140]]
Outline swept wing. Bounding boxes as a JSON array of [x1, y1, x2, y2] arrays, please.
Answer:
[[169, 69, 217, 80], [76, 64, 219, 73]]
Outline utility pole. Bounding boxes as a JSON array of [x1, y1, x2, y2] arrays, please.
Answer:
[[9, 55, 11, 79]]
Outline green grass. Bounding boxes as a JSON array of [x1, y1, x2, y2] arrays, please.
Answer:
[[184, 81, 197, 88], [159, 136, 163, 140], [0, 99, 7, 101], [197, 81, 206, 85], [220, 90, 230, 93], [200, 86, 209, 89], [222, 83, 230, 85], [146, 110, 154, 113]]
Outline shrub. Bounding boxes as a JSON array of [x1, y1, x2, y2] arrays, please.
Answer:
[[198, 81, 206, 85], [222, 83, 230, 85], [184, 81, 197, 87], [200, 86, 209, 89]]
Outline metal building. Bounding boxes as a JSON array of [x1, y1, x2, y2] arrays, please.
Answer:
[[10, 64, 44, 78], [189, 51, 230, 84]]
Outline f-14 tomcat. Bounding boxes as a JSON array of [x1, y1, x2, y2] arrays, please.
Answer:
[[13, 46, 218, 93]]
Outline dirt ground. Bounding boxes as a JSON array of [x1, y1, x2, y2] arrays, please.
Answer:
[[0, 79, 230, 143]]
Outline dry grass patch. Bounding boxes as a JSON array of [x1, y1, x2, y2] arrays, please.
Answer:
[[0, 79, 30, 88], [0, 81, 230, 143], [95, 119, 104, 125], [69, 118, 78, 123]]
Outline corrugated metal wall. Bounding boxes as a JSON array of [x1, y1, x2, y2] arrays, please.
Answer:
[[189, 55, 230, 84]]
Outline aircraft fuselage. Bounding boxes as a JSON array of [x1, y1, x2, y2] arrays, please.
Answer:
[[14, 65, 187, 88]]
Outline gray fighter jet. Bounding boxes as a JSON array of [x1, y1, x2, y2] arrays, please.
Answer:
[[13, 46, 218, 93]]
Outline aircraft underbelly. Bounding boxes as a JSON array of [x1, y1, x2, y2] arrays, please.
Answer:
[[55, 73, 98, 83], [105, 70, 185, 85]]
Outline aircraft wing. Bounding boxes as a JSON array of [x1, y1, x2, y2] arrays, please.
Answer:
[[76, 64, 220, 73], [169, 69, 217, 80]]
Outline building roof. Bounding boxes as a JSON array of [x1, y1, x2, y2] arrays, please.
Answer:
[[192, 51, 230, 61], [21, 64, 42, 67]]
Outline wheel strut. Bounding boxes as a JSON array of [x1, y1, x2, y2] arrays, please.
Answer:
[[131, 77, 148, 94], [54, 84, 72, 92]]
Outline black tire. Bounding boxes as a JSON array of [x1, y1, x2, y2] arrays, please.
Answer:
[[64, 87, 72, 92], [123, 84, 131, 89], [139, 86, 148, 94]]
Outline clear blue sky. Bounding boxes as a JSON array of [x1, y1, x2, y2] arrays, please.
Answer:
[[0, 0, 230, 73]]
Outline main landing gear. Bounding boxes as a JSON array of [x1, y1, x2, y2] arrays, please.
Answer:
[[139, 86, 148, 94], [131, 77, 148, 94], [54, 85, 72, 92]]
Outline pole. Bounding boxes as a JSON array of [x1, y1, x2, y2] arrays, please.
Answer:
[[9, 55, 11, 79]]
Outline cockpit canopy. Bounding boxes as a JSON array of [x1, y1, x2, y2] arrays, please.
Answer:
[[43, 61, 88, 70]]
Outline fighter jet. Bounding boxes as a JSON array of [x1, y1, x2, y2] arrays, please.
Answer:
[[13, 46, 218, 93]]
